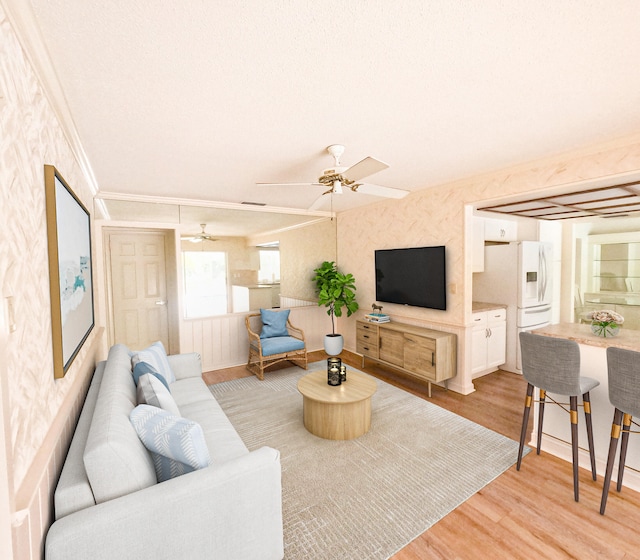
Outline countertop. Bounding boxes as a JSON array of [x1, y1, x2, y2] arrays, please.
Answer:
[[532, 322, 640, 352], [472, 301, 507, 312]]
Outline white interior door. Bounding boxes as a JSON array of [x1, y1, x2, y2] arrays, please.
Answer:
[[108, 231, 169, 351]]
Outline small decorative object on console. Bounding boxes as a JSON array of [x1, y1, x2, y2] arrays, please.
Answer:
[[589, 309, 624, 338], [327, 357, 342, 385], [340, 364, 347, 383], [365, 313, 390, 323]]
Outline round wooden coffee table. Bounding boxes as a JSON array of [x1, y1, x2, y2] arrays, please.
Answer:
[[297, 368, 377, 440]]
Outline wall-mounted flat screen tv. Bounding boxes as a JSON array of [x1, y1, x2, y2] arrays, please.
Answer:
[[375, 246, 446, 310]]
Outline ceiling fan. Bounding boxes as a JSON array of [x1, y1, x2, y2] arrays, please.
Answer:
[[182, 224, 217, 243], [258, 144, 409, 210]]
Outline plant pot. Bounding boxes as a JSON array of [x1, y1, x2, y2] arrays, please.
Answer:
[[324, 334, 344, 356]]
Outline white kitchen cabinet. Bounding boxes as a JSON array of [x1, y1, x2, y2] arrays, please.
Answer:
[[471, 308, 507, 378], [483, 217, 517, 242]]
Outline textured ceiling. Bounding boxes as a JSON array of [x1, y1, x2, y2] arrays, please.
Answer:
[[12, 1, 640, 225]]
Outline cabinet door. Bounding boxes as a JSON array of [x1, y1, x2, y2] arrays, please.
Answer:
[[379, 328, 404, 366], [403, 334, 436, 380], [486, 322, 506, 369], [484, 218, 517, 242], [471, 326, 489, 375]]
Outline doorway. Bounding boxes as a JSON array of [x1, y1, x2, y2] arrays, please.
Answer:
[[105, 229, 177, 352]]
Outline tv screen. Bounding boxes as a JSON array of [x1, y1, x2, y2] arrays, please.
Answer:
[[375, 246, 446, 310]]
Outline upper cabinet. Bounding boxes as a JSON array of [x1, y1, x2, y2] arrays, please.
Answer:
[[472, 216, 518, 273], [483, 217, 518, 242]]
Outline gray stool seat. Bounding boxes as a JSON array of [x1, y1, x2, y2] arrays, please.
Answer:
[[517, 332, 599, 502], [600, 346, 640, 515]]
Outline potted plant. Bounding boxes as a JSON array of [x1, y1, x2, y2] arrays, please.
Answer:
[[312, 261, 359, 355]]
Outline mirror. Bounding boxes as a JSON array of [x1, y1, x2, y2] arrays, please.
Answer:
[[95, 198, 337, 314]]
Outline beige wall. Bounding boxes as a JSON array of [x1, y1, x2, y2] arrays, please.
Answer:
[[0, 7, 104, 559], [337, 134, 640, 390]]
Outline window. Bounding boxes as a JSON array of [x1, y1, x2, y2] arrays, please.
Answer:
[[183, 251, 228, 317], [258, 249, 280, 284]]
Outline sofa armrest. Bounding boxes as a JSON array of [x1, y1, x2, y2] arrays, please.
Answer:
[[46, 446, 283, 560], [167, 352, 202, 380]]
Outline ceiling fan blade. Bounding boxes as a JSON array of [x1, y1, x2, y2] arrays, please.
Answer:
[[257, 182, 324, 187], [342, 156, 389, 182], [355, 183, 409, 199]]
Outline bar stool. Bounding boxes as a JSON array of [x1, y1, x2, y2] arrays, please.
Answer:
[[517, 332, 599, 502], [600, 347, 640, 515]]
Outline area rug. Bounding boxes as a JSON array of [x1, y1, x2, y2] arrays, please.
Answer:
[[209, 363, 526, 559]]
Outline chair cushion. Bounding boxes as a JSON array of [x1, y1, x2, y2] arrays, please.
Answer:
[[136, 374, 181, 417], [259, 335, 305, 356], [132, 361, 170, 391], [130, 405, 211, 482], [131, 341, 176, 385], [260, 308, 290, 339]]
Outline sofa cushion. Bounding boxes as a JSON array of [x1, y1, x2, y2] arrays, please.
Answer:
[[132, 361, 170, 391], [136, 374, 180, 416], [259, 336, 305, 356], [131, 341, 176, 385], [259, 308, 290, 339], [130, 405, 211, 482], [83, 344, 157, 504]]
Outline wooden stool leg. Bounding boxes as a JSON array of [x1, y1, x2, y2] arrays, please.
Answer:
[[517, 383, 534, 470], [570, 395, 579, 502], [537, 389, 546, 454], [616, 413, 633, 492], [600, 408, 623, 515], [583, 392, 597, 481]]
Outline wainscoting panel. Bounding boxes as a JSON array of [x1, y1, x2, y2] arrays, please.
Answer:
[[180, 306, 327, 373]]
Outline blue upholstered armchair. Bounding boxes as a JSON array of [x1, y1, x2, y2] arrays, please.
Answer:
[[245, 309, 308, 380]]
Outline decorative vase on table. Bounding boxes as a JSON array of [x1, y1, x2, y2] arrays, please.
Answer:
[[588, 309, 624, 338]]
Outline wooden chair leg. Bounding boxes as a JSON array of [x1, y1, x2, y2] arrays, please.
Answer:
[[583, 392, 597, 481], [600, 408, 624, 515], [616, 413, 633, 492], [517, 383, 534, 470], [570, 396, 579, 502], [537, 388, 546, 454]]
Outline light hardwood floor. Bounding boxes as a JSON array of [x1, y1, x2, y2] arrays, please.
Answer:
[[203, 352, 640, 560]]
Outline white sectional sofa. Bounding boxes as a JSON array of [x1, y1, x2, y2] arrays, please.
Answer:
[[45, 343, 284, 560]]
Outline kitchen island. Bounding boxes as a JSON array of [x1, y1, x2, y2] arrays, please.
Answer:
[[529, 323, 640, 491]]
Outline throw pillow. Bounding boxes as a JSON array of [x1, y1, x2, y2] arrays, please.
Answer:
[[130, 404, 211, 483], [260, 308, 290, 339], [132, 361, 170, 392], [136, 374, 181, 417], [131, 341, 176, 385]]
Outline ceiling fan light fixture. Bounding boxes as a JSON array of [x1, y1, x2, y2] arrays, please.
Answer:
[[333, 179, 343, 195]]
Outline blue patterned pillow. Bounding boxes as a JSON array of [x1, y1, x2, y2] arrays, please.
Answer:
[[131, 341, 176, 385], [132, 361, 170, 392], [130, 405, 211, 482], [136, 374, 181, 417], [260, 308, 290, 339]]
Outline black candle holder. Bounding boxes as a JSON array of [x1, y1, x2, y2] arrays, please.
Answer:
[[327, 357, 342, 386], [340, 364, 347, 383]]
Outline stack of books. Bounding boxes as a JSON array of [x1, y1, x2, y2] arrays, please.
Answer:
[[364, 313, 390, 323]]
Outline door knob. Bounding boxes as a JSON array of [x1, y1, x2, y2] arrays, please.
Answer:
[[155, 300, 167, 306]]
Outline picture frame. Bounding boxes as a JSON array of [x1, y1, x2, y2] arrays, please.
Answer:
[[44, 165, 94, 379]]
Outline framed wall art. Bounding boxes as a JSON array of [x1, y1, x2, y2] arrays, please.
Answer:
[[44, 165, 94, 379]]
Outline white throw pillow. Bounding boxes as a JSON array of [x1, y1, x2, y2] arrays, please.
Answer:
[[136, 374, 181, 417]]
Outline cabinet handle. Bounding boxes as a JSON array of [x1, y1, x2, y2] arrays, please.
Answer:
[[363, 334, 369, 339], [431, 352, 434, 366]]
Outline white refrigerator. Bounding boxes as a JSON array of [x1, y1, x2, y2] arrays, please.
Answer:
[[473, 241, 553, 373]]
